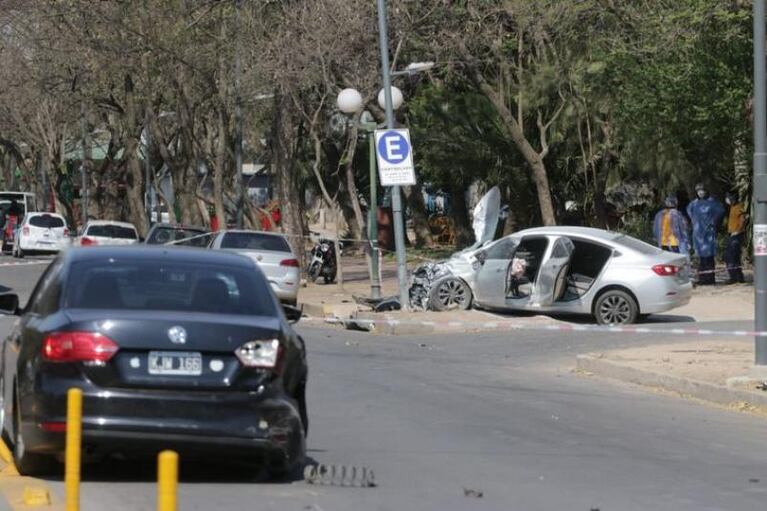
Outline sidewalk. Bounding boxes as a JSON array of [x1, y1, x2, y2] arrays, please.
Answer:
[[576, 340, 767, 416]]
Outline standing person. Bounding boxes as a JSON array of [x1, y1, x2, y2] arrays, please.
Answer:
[[724, 192, 746, 284], [686, 183, 725, 285], [652, 195, 689, 254]]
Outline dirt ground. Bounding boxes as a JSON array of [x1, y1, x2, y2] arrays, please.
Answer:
[[592, 340, 755, 388], [671, 281, 754, 322]]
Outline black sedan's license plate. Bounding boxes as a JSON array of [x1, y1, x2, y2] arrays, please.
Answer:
[[148, 351, 202, 376]]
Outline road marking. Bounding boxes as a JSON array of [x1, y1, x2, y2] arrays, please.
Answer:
[[0, 439, 63, 510], [308, 316, 766, 338], [0, 261, 49, 268]]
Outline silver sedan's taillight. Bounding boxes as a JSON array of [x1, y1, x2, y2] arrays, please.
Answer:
[[236, 339, 281, 368]]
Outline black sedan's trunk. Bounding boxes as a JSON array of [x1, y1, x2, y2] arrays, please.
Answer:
[[61, 310, 283, 390]]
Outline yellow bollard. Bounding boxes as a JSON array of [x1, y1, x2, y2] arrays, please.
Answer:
[[157, 450, 178, 511], [65, 388, 82, 511]]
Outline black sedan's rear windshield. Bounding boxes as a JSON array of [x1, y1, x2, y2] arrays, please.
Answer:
[[221, 232, 291, 252], [87, 225, 137, 239], [64, 259, 276, 316]]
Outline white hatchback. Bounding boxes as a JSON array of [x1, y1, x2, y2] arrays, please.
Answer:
[[13, 212, 70, 257], [78, 220, 139, 247]]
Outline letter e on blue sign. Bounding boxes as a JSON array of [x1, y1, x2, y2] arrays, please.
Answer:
[[374, 129, 416, 186]]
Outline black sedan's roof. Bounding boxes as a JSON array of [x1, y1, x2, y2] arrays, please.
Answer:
[[63, 246, 255, 269]]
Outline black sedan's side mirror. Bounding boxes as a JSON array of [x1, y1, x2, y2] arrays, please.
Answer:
[[283, 304, 303, 324], [0, 293, 20, 316]]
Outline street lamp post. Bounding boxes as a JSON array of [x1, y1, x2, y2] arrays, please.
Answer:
[[337, 90, 382, 299], [366, 119, 381, 299], [80, 100, 89, 227], [234, 0, 244, 229], [753, 0, 767, 368], [376, 0, 410, 310]]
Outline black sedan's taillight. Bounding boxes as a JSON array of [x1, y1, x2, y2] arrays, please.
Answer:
[[235, 339, 283, 371], [42, 332, 119, 363]]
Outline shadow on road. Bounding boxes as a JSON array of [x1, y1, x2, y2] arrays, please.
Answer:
[[40, 455, 320, 485], [483, 309, 696, 325]]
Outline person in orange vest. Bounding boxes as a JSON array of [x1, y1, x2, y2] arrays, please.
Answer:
[[653, 194, 690, 254], [724, 192, 746, 284]]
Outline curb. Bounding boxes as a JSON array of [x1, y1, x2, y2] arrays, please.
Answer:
[[0, 440, 62, 510], [350, 312, 436, 335], [576, 354, 767, 411]]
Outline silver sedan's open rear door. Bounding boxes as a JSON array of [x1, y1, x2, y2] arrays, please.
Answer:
[[530, 236, 575, 307]]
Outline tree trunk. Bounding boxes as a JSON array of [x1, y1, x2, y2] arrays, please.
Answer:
[[179, 166, 203, 226], [271, 93, 306, 259], [342, 120, 367, 242], [449, 182, 474, 247], [460, 47, 558, 226], [403, 183, 434, 248]]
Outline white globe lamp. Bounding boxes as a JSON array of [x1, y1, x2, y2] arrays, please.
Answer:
[[378, 86, 404, 111], [337, 88, 363, 114]]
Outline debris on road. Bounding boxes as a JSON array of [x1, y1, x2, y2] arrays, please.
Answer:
[[304, 464, 376, 488], [463, 487, 484, 498]]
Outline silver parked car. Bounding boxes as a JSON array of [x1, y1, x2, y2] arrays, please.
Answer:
[[77, 220, 139, 246], [209, 230, 300, 305], [412, 226, 692, 324]]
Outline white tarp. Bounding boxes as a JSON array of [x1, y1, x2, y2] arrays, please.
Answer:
[[471, 186, 501, 247]]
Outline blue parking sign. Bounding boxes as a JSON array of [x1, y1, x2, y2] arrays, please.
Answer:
[[374, 129, 416, 186]]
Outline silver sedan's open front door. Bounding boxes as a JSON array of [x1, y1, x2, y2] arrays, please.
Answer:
[[530, 236, 574, 307], [473, 237, 519, 307]]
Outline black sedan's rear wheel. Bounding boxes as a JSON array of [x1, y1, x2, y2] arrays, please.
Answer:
[[12, 400, 55, 476], [428, 277, 472, 311], [296, 382, 308, 437], [594, 289, 639, 325]]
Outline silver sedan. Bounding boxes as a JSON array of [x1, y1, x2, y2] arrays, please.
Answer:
[[209, 230, 301, 305], [411, 226, 692, 325]]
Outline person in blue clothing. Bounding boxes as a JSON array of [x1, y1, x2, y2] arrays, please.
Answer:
[[652, 195, 689, 254], [686, 183, 725, 285]]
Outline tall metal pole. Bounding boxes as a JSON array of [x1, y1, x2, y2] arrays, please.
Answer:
[[144, 107, 153, 229], [80, 100, 89, 227], [234, 0, 244, 229], [754, 0, 767, 366], [376, 0, 409, 309], [369, 129, 381, 299]]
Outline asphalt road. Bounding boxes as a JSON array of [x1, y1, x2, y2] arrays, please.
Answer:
[[0, 255, 766, 510]]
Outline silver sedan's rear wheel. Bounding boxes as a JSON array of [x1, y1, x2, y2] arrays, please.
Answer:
[[429, 277, 472, 311], [594, 290, 638, 325]]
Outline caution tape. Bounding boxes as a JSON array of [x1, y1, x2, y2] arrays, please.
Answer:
[[164, 229, 747, 271], [302, 315, 767, 337]]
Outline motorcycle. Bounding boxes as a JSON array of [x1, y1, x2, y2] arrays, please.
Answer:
[[307, 238, 338, 284]]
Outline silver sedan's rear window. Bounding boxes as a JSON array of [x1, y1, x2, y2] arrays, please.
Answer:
[[614, 234, 662, 255], [221, 232, 291, 252]]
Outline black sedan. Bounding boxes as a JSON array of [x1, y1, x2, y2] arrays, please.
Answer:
[[0, 246, 308, 476]]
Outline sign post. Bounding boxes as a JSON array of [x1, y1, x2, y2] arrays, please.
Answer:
[[376, 0, 411, 309]]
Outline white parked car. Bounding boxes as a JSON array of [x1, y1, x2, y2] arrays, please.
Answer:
[[13, 212, 70, 257], [78, 220, 139, 246], [208, 230, 300, 305]]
